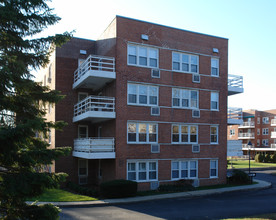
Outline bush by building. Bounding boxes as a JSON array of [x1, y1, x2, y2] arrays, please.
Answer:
[[228, 169, 250, 185], [100, 179, 138, 198], [67, 182, 99, 198], [158, 179, 195, 192]]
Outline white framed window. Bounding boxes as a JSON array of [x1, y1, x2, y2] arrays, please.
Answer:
[[128, 122, 158, 144], [210, 126, 218, 144], [78, 125, 88, 138], [127, 161, 158, 182], [78, 92, 88, 102], [257, 117, 260, 124], [262, 117, 269, 124], [262, 139, 269, 146], [128, 44, 158, 68], [211, 58, 219, 76], [171, 160, 198, 180], [257, 129, 260, 135], [230, 129, 235, 136], [262, 128, 269, 135], [172, 52, 199, 74], [257, 139, 260, 146], [172, 124, 198, 144], [210, 160, 218, 178], [172, 88, 198, 109], [211, 92, 219, 111], [128, 84, 158, 106], [78, 159, 88, 176]]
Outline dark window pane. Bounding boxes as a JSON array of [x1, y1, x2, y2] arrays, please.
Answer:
[[150, 58, 157, 67], [181, 134, 189, 142], [191, 64, 197, 73], [190, 135, 197, 143], [181, 170, 188, 178], [211, 169, 217, 177], [128, 172, 136, 180], [139, 172, 146, 180], [139, 57, 147, 66], [149, 134, 156, 142], [139, 133, 146, 142], [128, 133, 136, 142], [149, 96, 157, 105], [211, 101, 218, 109], [149, 171, 156, 180], [129, 55, 137, 64], [182, 99, 189, 107], [182, 63, 189, 72], [173, 134, 179, 142], [173, 98, 180, 107], [173, 62, 180, 70], [79, 168, 87, 175], [128, 94, 137, 103], [190, 170, 196, 177], [172, 170, 179, 178], [212, 67, 218, 76], [139, 95, 147, 104]]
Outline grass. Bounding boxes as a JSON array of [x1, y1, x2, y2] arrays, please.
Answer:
[[223, 213, 276, 219], [228, 160, 276, 169], [27, 188, 98, 202]]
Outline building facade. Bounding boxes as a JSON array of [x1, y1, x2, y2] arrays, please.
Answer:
[[40, 16, 243, 190]]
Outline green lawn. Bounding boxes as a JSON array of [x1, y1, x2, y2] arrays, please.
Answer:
[[228, 160, 276, 169], [28, 188, 98, 202]]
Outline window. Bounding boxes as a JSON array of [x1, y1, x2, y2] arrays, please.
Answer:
[[172, 52, 199, 73], [211, 92, 219, 110], [210, 160, 218, 178], [127, 161, 157, 182], [257, 117, 260, 124], [262, 139, 269, 146], [263, 117, 269, 124], [128, 45, 158, 68], [230, 129, 235, 136], [78, 125, 88, 138], [172, 88, 198, 109], [171, 160, 198, 180], [128, 122, 158, 143], [78, 159, 88, 184], [257, 139, 260, 146], [211, 58, 219, 76], [262, 128, 269, 135], [257, 129, 260, 135], [172, 124, 198, 144], [128, 84, 158, 106], [210, 126, 218, 144]]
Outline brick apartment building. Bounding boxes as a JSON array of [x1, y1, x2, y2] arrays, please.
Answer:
[[40, 16, 243, 190], [228, 109, 276, 157]]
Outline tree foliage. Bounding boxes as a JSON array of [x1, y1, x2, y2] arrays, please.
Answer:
[[0, 0, 72, 219]]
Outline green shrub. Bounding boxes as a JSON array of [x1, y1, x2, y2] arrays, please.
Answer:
[[264, 153, 271, 163], [258, 153, 265, 163], [67, 182, 99, 197], [255, 154, 260, 163], [271, 154, 276, 163], [158, 179, 195, 192], [100, 179, 137, 198], [228, 169, 250, 185]]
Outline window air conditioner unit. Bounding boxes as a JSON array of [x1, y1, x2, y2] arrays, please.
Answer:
[[193, 74, 200, 83], [151, 69, 160, 78], [192, 144, 200, 153], [151, 107, 160, 116], [192, 109, 200, 118], [150, 181, 159, 190], [151, 144, 160, 153], [79, 176, 88, 185], [47, 77, 52, 83]]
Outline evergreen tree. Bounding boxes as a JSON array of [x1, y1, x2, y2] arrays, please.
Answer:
[[0, 0, 72, 219]]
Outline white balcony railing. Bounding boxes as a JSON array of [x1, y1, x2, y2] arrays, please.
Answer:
[[228, 74, 244, 95], [228, 107, 243, 125], [73, 55, 116, 89], [238, 133, 255, 139], [271, 144, 276, 149], [73, 95, 115, 122], [271, 119, 276, 126], [239, 121, 255, 128], [271, 131, 276, 138], [242, 144, 255, 149], [73, 138, 115, 159]]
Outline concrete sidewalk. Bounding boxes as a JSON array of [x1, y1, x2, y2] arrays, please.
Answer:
[[32, 179, 271, 207]]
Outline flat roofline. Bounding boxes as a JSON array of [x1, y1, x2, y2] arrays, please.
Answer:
[[71, 36, 96, 42], [116, 15, 228, 40]]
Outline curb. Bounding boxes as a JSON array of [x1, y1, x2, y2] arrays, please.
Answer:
[[32, 179, 271, 207]]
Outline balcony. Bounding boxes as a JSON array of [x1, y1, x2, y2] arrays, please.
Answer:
[[238, 132, 255, 139], [271, 144, 276, 149], [271, 132, 276, 138], [73, 55, 116, 90], [228, 74, 244, 96], [73, 96, 115, 123], [239, 121, 255, 128], [242, 143, 255, 149], [271, 119, 276, 126], [228, 107, 243, 125], [73, 138, 115, 159]]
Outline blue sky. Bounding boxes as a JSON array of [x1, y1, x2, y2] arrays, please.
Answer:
[[45, 0, 276, 110]]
